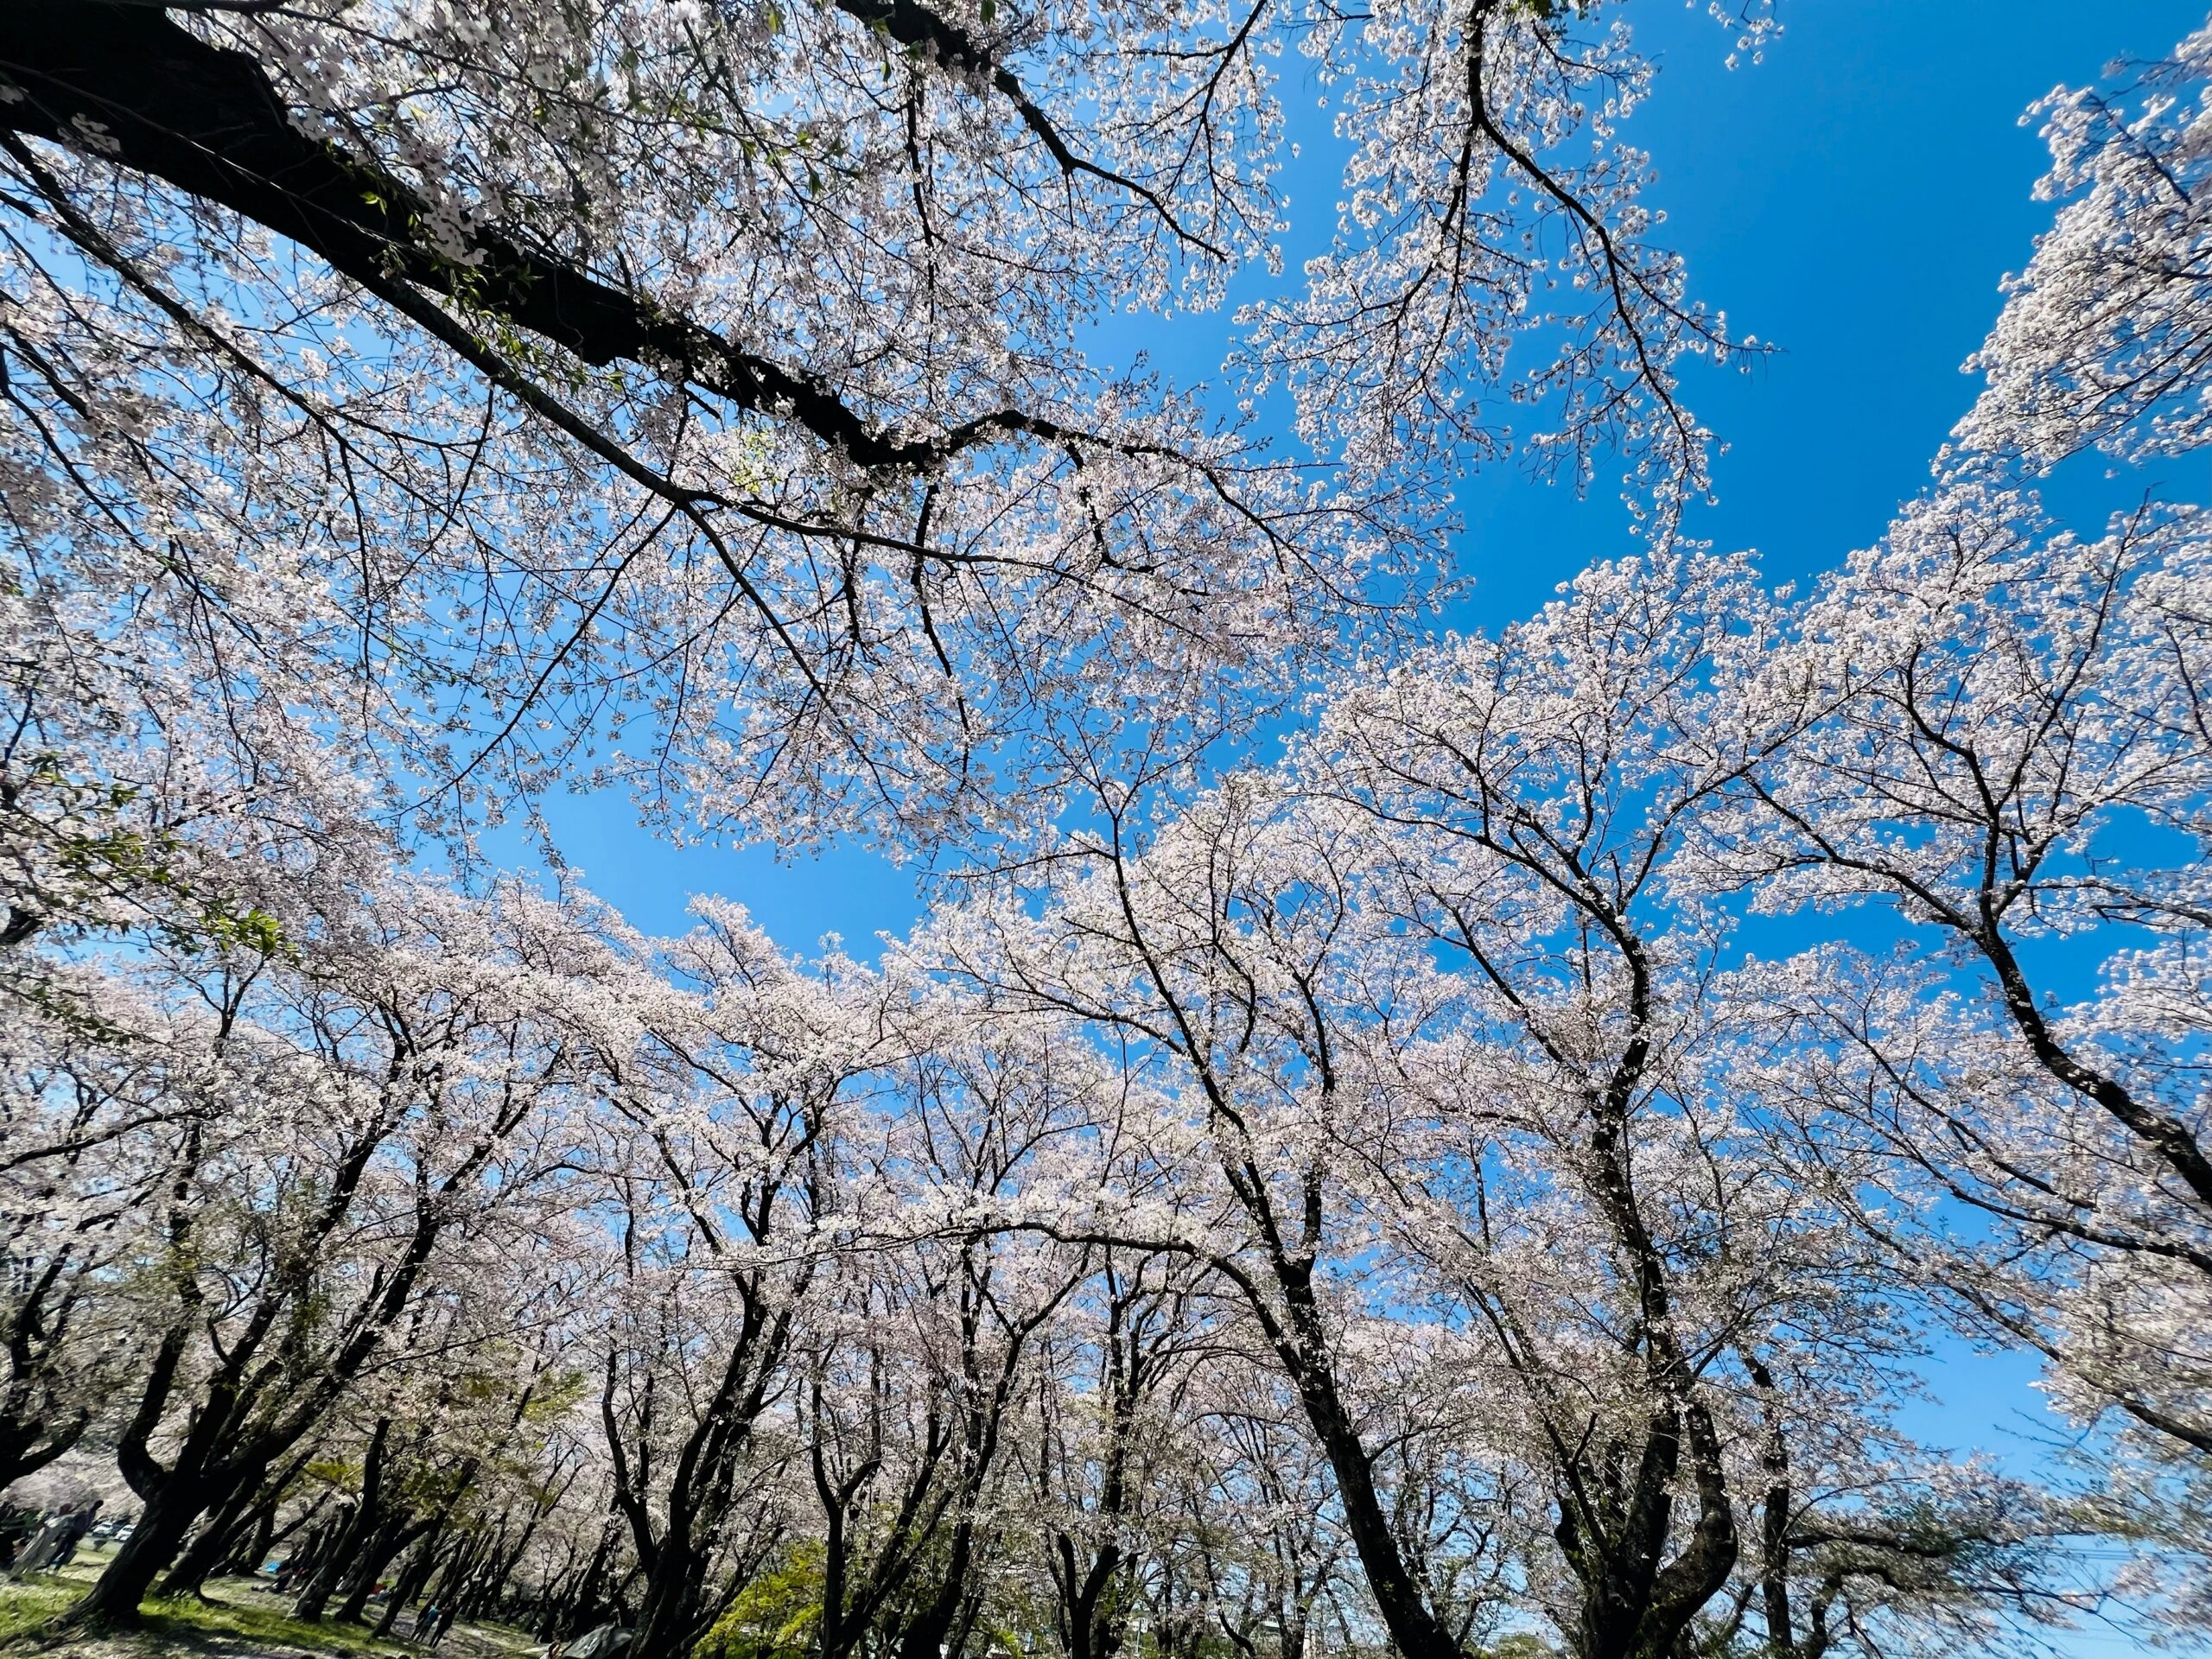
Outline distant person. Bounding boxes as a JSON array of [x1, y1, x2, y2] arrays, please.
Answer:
[[10, 1500, 99, 1577], [9, 1511, 61, 1577], [48, 1500, 100, 1569], [416, 1602, 441, 1643]]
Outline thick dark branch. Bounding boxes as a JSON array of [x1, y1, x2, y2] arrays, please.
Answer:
[[0, 1, 1056, 469], [829, 0, 1223, 257]]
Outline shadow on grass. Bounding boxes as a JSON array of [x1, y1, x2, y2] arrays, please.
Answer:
[[0, 1575, 414, 1657]]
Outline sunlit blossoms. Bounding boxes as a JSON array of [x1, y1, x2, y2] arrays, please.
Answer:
[[4, 5, 2212, 1659], [1955, 22, 2212, 468]]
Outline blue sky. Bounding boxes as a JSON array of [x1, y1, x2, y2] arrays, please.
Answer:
[[527, 0, 2210, 948], [512, 8, 2209, 1630]]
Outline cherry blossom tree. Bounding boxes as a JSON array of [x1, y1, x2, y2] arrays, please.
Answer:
[[1290, 550, 2064, 1659], [35, 872, 632, 1628], [0, 0, 1764, 865], [1954, 20, 2212, 470], [899, 534, 2105, 1658], [1021, 1248, 1219, 1659], [0, 981, 170, 1497], [1705, 476, 2212, 1624], [14, 9, 2212, 1650], [585, 902, 883, 1659]]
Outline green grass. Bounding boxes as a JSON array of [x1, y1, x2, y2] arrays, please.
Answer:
[[138, 1592, 411, 1656], [0, 1582, 79, 1645], [0, 1546, 528, 1659], [0, 1571, 413, 1656]]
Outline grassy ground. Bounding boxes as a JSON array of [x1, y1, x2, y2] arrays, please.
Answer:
[[0, 1547, 525, 1659]]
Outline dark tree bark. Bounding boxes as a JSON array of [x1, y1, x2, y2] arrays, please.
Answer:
[[810, 1372, 956, 1659], [327, 1445, 482, 1626], [600, 1086, 835, 1659], [1442, 924, 1737, 1659], [374, 1530, 448, 1639], [465, 1493, 554, 1626], [54, 1039, 539, 1630], [0, 2, 1090, 476], [74, 1470, 226, 1624], [1549, 940, 1738, 1659], [213, 1464, 326, 1582], [1048, 1267, 1166, 1659], [606, 1292, 796, 1659], [333, 1512, 438, 1626], [0, 1253, 92, 1496], [548, 1516, 626, 1641], [896, 1243, 1072, 1659], [295, 1421, 392, 1623], [156, 1446, 315, 1603]]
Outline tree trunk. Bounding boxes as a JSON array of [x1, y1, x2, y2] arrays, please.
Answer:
[[550, 1519, 622, 1639], [335, 1516, 423, 1624], [480, 1509, 544, 1619], [60, 1480, 205, 1630], [286, 1504, 350, 1588], [626, 1536, 709, 1659], [226, 1500, 280, 1578], [376, 1531, 446, 1638], [1053, 1533, 1126, 1659], [1261, 1260, 1465, 1659], [188, 1445, 321, 1589], [291, 1508, 361, 1624], [428, 1532, 490, 1624], [300, 1420, 394, 1622], [0, 1411, 88, 1501], [155, 1484, 257, 1600], [899, 1522, 976, 1659]]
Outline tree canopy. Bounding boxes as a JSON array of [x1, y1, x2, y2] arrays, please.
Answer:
[[4, 6, 2211, 1659]]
